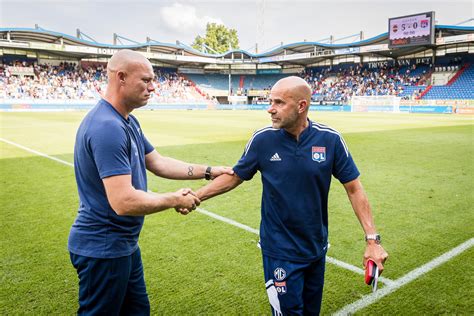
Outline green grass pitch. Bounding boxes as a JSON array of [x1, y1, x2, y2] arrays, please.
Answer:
[[0, 110, 473, 314]]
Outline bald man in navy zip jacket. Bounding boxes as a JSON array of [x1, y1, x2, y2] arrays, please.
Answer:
[[194, 76, 388, 315]]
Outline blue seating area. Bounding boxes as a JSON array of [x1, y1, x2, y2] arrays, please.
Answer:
[[243, 74, 287, 90], [398, 86, 425, 98], [423, 64, 474, 99], [186, 74, 231, 90], [186, 74, 287, 92], [399, 65, 430, 77]]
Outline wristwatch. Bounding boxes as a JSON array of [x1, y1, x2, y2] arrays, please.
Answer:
[[204, 166, 212, 180], [365, 234, 381, 244]]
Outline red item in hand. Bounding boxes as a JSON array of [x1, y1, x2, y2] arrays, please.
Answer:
[[365, 259, 377, 285]]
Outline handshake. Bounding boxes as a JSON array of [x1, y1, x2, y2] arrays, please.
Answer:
[[172, 165, 234, 215], [174, 188, 200, 215]]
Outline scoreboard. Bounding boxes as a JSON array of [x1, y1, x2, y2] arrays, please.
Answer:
[[388, 12, 435, 48]]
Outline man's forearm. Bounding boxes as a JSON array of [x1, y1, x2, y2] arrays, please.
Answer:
[[196, 173, 243, 201], [145, 151, 233, 180], [344, 178, 388, 268], [103, 174, 199, 216], [151, 155, 208, 180], [348, 189, 377, 235], [344, 179, 377, 234], [116, 189, 180, 216]]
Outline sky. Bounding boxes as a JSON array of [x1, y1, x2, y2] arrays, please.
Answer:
[[0, 0, 472, 53]]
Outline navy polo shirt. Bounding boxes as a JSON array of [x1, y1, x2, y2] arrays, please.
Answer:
[[68, 99, 155, 259], [233, 119, 360, 262]]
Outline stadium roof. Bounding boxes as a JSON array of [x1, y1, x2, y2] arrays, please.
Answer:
[[1, 25, 473, 67]]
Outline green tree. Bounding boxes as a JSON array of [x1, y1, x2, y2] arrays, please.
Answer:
[[192, 23, 239, 54]]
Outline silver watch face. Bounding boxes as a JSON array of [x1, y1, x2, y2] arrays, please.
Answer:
[[366, 234, 381, 243]]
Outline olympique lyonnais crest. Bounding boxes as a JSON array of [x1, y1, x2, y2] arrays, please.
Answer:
[[275, 281, 287, 295], [312, 146, 326, 162]]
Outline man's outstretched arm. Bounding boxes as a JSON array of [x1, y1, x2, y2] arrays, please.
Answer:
[[103, 174, 200, 216], [343, 178, 389, 272], [145, 150, 233, 180], [196, 173, 243, 202]]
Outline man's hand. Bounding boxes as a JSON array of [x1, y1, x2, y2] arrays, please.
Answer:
[[363, 242, 388, 273], [209, 166, 234, 180], [174, 188, 200, 215]]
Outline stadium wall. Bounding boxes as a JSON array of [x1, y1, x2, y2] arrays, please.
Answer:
[[0, 100, 460, 114], [0, 100, 208, 111], [216, 104, 455, 113]]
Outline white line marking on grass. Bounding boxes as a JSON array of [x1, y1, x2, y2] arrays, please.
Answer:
[[334, 238, 474, 316], [0, 137, 73, 167], [326, 257, 396, 286], [2, 137, 394, 284], [196, 207, 259, 235], [197, 207, 395, 284]]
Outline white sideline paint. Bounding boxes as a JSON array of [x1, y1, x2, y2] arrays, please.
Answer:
[[197, 207, 397, 284], [0, 137, 74, 167], [197, 206, 395, 284], [6, 138, 473, 312], [326, 256, 396, 286], [334, 238, 474, 315], [196, 208, 259, 235], [1, 137, 396, 285]]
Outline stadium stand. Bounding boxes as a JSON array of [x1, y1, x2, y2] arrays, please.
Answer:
[[0, 59, 209, 103], [185, 73, 287, 97], [423, 64, 474, 100], [186, 74, 232, 92], [0, 24, 473, 106], [2, 60, 473, 103], [1, 24, 473, 108], [3, 56, 474, 104], [302, 63, 430, 102], [240, 74, 288, 90]]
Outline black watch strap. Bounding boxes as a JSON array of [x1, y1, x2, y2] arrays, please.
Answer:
[[205, 166, 212, 180]]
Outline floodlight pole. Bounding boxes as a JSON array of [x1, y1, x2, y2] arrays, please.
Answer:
[[228, 65, 232, 97]]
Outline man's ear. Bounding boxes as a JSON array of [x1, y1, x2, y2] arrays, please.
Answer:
[[298, 100, 308, 113], [117, 71, 126, 84]]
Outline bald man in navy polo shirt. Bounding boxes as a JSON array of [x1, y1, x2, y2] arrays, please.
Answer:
[[68, 50, 233, 315], [195, 76, 388, 315]]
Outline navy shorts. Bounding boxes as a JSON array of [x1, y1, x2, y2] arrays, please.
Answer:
[[70, 247, 150, 316], [262, 254, 326, 315]]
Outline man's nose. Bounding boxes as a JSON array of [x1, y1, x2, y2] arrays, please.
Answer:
[[267, 104, 275, 113]]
